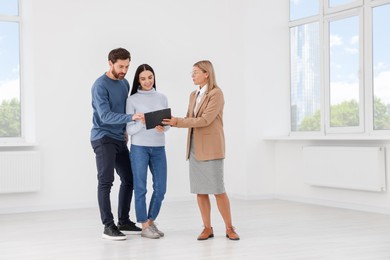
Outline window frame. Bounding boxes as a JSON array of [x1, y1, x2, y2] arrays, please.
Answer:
[[289, 0, 390, 137], [325, 0, 363, 14], [0, 2, 22, 143], [324, 8, 365, 134], [367, 0, 390, 135], [0, 0, 36, 146]]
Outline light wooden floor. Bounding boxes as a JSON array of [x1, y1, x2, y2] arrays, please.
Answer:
[[1, 199, 390, 260]]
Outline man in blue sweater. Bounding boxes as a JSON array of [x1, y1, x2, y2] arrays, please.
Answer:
[[91, 48, 143, 240]]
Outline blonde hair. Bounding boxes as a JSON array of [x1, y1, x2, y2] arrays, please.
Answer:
[[193, 60, 219, 90]]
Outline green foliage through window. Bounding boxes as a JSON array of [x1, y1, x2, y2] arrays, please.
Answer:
[[374, 97, 390, 130], [298, 98, 390, 131], [0, 98, 21, 137], [330, 100, 359, 127], [299, 110, 320, 131]]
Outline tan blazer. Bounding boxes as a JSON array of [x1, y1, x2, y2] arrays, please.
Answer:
[[176, 86, 225, 161]]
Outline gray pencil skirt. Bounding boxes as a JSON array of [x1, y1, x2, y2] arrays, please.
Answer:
[[189, 136, 225, 194]]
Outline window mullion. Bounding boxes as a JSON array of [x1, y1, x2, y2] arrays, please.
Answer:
[[364, 4, 373, 134]]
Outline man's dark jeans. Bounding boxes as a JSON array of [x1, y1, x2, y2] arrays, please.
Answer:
[[91, 136, 133, 226]]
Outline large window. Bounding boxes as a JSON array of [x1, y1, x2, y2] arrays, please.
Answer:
[[289, 0, 390, 135], [0, 0, 21, 138]]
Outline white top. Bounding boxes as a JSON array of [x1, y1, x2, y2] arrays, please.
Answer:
[[194, 84, 207, 115], [126, 88, 169, 146]]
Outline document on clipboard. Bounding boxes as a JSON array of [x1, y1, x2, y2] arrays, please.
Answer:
[[144, 108, 171, 130]]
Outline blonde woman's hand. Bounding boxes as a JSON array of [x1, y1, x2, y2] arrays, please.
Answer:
[[162, 117, 177, 126]]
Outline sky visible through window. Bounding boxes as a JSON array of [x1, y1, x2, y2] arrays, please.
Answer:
[[0, 0, 18, 15], [329, 16, 359, 106], [290, 0, 319, 20]]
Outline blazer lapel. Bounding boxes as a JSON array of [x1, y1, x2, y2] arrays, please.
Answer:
[[189, 91, 197, 117]]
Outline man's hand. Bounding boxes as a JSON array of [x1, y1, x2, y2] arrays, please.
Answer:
[[132, 113, 144, 121]]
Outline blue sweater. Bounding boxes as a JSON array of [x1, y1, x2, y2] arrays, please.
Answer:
[[90, 73, 133, 141], [126, 88, 169, 146]]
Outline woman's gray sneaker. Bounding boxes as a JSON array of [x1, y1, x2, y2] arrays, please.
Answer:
[[141, 226, 160, 239], [150, 223, 164, 237]]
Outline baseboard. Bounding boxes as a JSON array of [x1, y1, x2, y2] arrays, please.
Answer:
[[0, 201, 97, 215], [276, 194, 390, 215]]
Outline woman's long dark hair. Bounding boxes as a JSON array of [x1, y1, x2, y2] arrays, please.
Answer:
[[130, 64, 156, 96]]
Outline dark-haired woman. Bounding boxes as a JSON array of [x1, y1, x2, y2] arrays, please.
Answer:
[[126, 64, 169, 239]]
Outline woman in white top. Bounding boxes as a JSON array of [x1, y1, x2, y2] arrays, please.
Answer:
[[126, 64, 169, 239]]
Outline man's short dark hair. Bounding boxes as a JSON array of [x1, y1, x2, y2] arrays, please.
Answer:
[[108, 48, 131, 64]]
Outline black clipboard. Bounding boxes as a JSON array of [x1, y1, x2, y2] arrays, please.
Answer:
[[144, 108, 171, 130]]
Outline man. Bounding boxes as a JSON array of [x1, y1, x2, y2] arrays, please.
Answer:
[[91, 48, 142, 240]]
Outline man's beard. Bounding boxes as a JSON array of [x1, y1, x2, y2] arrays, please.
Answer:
[[112, 68, 126, 79]]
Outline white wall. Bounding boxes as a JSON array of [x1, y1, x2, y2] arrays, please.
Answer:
[[8, 0, 388, 216], [241, 0, 290, 199], [274, 140, 390, 214], [0, 0, 290, 213]]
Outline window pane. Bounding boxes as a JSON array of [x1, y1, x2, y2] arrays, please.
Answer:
[[373, 4, 390, 130], [0, 0, 18, 16], [329, 0, 355, 8], [290, 22, 321, 132], [329, 16, 359, 127], [290, 0, 319, 21], [0, 21, 21, 137]]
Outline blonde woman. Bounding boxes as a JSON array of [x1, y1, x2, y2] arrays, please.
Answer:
[[163, 60, 239, 241]]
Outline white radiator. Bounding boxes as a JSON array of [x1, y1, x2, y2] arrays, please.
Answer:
[[0, 151, 41, 193], [303, 146, 386, 192]]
